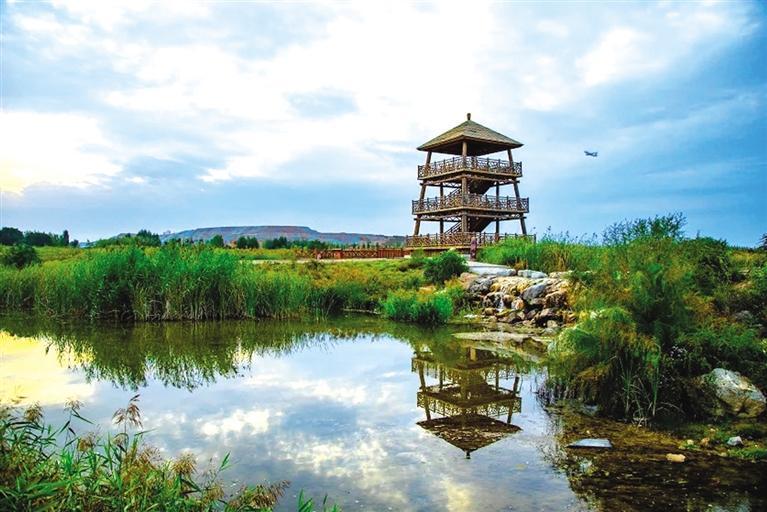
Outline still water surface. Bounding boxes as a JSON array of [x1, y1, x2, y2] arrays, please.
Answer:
[[1, 316, 764, 511]]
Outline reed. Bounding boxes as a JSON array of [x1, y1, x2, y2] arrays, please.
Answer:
[[0, 246, 424, 321], [0, 398, 337, 511]]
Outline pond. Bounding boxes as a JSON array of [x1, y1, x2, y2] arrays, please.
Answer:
[[1, 315, 764, 511]]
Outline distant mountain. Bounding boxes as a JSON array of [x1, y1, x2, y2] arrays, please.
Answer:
[[160, 226, 404, 246]]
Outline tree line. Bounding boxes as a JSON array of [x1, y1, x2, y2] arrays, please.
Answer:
[[0, 227, 78, 247]]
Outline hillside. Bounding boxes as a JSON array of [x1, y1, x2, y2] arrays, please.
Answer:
[[160, 226, 404, 246]]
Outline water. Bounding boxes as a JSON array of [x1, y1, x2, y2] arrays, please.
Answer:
[[1, 316, 764, 511]]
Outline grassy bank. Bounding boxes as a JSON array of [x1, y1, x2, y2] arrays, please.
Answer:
[[505, 215, 767, 421], [0, 399, 337, 511], [0, 245, 466, 322]]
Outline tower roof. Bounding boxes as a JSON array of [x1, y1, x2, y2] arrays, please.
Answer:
[[417, 113, 523, 156]]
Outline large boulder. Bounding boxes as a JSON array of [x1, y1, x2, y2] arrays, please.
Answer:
[[521, 282, 548, 301], [693, 368, 766, 419]]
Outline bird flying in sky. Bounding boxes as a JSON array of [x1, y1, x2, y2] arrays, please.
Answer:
[[584, 150, 598, 157]]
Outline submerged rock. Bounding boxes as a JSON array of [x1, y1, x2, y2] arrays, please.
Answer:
[[693, 368, 766, 419], [665, 453, 686, 463], [567, 438, 612, 449]]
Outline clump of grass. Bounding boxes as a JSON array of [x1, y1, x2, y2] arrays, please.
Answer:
[[423, 250, 468, 284], [479, 234, 602, 273], [0, 397, 293, 511], [381, 289, 453, 324]]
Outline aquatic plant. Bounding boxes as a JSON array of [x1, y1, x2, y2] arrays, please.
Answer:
[[0, 398, 296, 511], [381, 289, 453, 324], [0, 246, 424, 321]]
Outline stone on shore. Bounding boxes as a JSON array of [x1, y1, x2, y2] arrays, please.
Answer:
[[692, 368, 766, 419], [567, 438, 612, 449]]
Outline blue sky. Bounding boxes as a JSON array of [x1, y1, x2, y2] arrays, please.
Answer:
[[1, 0, 765, 245]]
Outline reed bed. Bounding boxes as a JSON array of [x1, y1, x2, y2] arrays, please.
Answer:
[[0, 246, 424, 321]]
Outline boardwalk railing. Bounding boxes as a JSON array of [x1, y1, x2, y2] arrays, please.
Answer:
[[317, 247, 404, 259], [418, 157, 522, 180], [404, 232, 535, 248], [412, 194, 529, 215]]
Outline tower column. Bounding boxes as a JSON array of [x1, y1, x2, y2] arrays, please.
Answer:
[[508, 149, 527, 236], [413, 151, 432, 236]]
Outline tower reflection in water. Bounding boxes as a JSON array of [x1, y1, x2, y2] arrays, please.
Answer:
[[412, 342, 522, 459]]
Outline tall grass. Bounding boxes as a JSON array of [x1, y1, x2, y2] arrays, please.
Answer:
[[0, 246, 423, 321], [478, 235, 603, 273], [0, 398, 310, 511], [546, 215, 767, 420], [381, 289, 454, 324]]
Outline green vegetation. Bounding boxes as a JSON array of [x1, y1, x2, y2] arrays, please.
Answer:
[[546, 213, 767, 420], [423, 250, 468, 284], [0, 245, 425, 321], [479, 234, 603, 273], [0, 244, 40, 269], [94, 229, 162, 248], [0, 398, 333, 511], [0, 227, 76, 247], [236, 236, 260, 249], [381, 289, 454, 324]]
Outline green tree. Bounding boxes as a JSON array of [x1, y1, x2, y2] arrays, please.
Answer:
[[0, 227, 23, 246], [209, 234, 225, 248], [62, 229, 70, 246], [23, 231, 54, 246]]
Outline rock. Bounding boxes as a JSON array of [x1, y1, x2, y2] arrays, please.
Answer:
[[517, 270, 547, 279], [726, 436, 743, 447], [666, 453, 686, 463], [525, 310, 538, 321], [510, 298, 525, 311], [528, 298, 545, 307], [733, 310, 755, 323], [483, 307, 496, 316], [693, 368, 767, 419], [467, 276, 495, 296], [521, 283, 548, 301], [544, 291, 568, 309], [495, 309, 512, 318], [538, 308, 559, 321], [568, 438, 612, 449], [549, 271, 572, 279], [546, 320, 560, 329], [700, 437, 710, 448]]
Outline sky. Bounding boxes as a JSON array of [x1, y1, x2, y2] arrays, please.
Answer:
[[0, 0, 765, 245]]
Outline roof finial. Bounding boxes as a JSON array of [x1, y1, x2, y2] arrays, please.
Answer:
[[467, 113, 471, 121]]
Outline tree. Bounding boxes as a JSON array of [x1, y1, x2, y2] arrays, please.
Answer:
[[62, 230, 70, 246], [1, 244, 40, 269], [0, 227, 23, 246], [209, 235, 225, 248], [761, 233, 767, 251], [424, 250, 469, 284], [23, 231, 54, 246]]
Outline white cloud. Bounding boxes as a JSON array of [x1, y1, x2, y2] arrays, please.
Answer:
[[0, 112, 121, 193], [3, 0, 759, 193], [199, 408, 277, 437]]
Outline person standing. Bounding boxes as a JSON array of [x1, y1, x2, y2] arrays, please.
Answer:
[[470, 235, 478, 261]]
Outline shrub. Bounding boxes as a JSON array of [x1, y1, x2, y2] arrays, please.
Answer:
[[479, 235, 601, 273], [1, 244, 40, 269], [381, 290, 453, 324], [680, 237, 733, 295], [423, 250, 468, 284]]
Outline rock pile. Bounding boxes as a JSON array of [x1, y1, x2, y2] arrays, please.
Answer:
[[464, 270, 574, 328]]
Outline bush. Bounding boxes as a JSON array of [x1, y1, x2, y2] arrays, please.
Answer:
[[423, 250, 468, 284], [1, 244, 40, 269], [381, 290, 453, 324]]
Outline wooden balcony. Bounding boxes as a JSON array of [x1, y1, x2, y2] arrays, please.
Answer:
[[418, 156, 522, 181], [412, 193, 529, 215], [405, 232, 535, 248]]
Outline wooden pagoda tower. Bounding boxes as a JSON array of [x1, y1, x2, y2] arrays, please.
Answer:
[[405, 114, 530, 251]]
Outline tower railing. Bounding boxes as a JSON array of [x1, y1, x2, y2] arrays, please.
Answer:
[[405, 232, 535, 248], [412, 194, 529, 215], [418, 157, 522, 180]]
